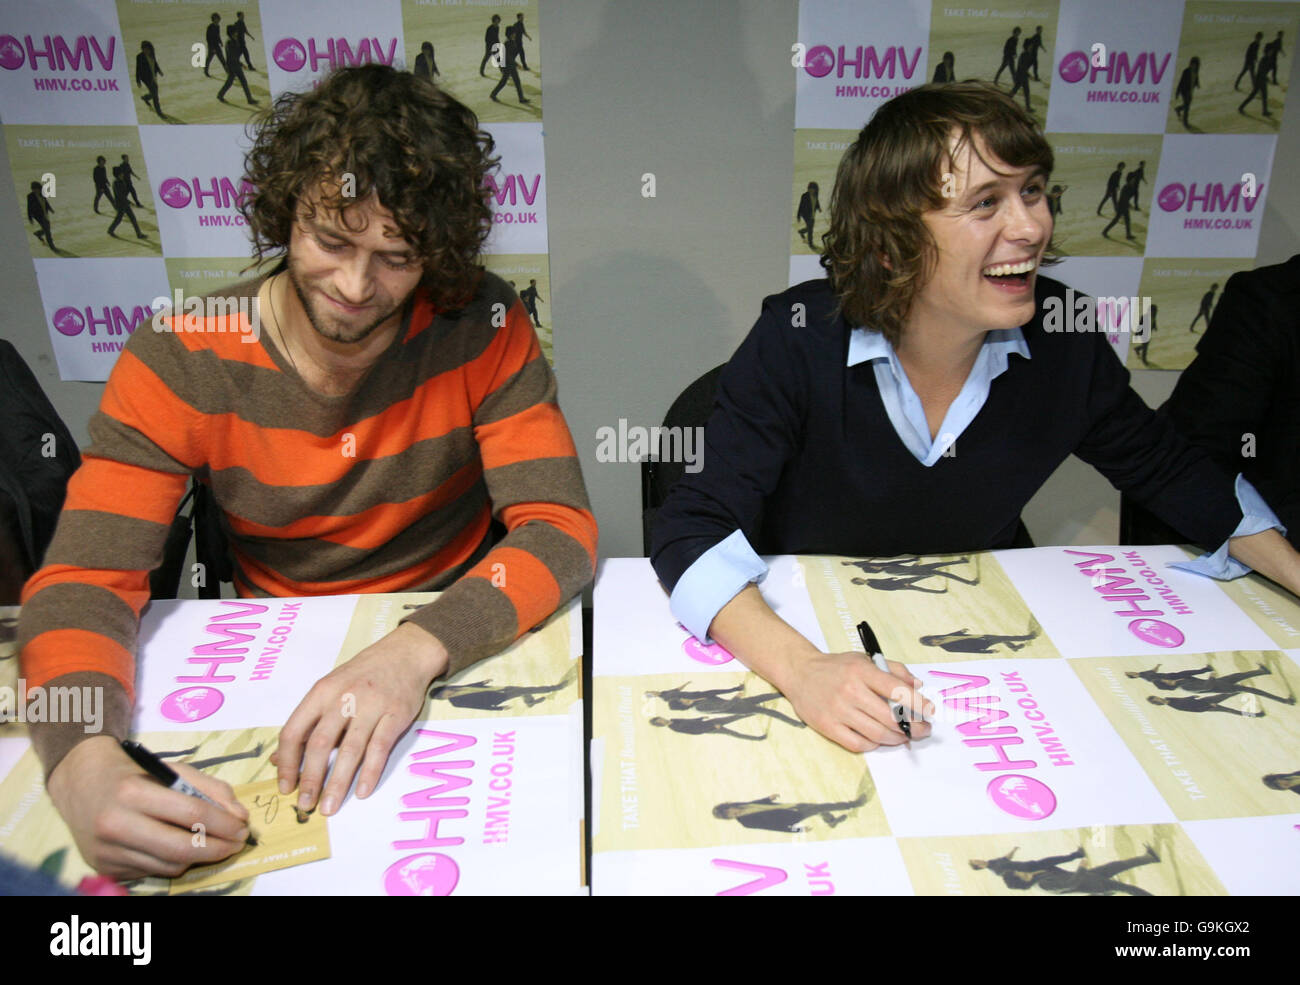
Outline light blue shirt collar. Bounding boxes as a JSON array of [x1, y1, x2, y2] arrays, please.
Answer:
[[847, 326, 1031, 466]]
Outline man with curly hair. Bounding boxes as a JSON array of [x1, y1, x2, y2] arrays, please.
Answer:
[[651, 82, 1300, 758], [20, 65, 596, 880]]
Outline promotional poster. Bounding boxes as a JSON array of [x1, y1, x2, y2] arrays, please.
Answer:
[[5, 0, 555, 379], [790, 0, 1291, 370], [592, 550, 1300, 895], [0, 594, 584, 895]]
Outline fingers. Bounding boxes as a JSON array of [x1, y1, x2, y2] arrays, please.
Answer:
[[172, 761, 249, 822], [128, 775, 251, 846], [318, 720, 369, 816], [355, 714, 407, 800], [821, 681, 909, 751], [880, 659, 936, 721], [91, 777, 250, 878], [276, 691, 329, 802], [292, 705, 348, 812]]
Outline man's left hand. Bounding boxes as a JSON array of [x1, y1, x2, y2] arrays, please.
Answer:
[[272, 622, 449, 816]]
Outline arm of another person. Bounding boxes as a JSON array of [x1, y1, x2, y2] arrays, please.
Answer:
[[1071, 324, 1300, 598], [651, 294, 930, 752], [1164, 271, 1283, 476], [20, 334, 249, 879], [275, 299, 597, 814]]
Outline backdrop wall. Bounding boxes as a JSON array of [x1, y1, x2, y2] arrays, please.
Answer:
[[3, 0, 1298, 575]]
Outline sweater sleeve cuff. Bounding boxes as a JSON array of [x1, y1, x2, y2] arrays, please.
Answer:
[[669, 529, 768, 643], [1170, 475, 1285, 581], [28, 672, 133, 781], [399, 577, 521, 681]]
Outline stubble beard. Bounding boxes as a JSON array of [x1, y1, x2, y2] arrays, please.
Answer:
[[286, 264, 406, 346]]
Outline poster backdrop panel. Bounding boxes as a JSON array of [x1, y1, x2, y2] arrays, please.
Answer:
[[31, 256, 167, 381], [139, 124, 254, 256], [1046, 0, 1183, 133], [794, 0, 931, 129], [259, 0, 406, 97], [791, 0, 1292, 370], [0, 0, 135, 126], [4, 0, 556, 381]]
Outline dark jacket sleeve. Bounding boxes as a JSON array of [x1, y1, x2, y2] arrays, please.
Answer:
[[1071, 327, 1242, 549], [650, 292, 811, 591], [1163, 263, 1300, 540]]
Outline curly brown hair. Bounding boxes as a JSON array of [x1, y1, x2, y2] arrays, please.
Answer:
[[820, 82, 1059, 346], [240, 64, 498, 310]]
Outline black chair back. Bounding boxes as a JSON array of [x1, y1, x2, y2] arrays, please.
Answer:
[[641, 365, 725, 555]]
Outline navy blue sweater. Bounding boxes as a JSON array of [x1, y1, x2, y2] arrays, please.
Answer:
[[651, 276, 1242, 591]]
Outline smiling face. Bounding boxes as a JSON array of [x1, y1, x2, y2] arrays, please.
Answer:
[[904, 131, 1051, 345], [286, 191, 423, 345]]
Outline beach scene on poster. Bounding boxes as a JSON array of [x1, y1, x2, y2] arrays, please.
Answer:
[[400, 0, 541, 122], [926, 0, 1062, 128], [7, 125, 161, 259], [1132, 256, 1258, 371], [333, 594, 580, 722], [790, 129, 854, 256], [483, 253, 553, 363], [899, 823, 1225, 895], [801, 552, 1063, 666], [1072, 649, 1300, 820], [1045, 133, 1163, 257], [115, 0, 271, 125], [592, 671, 890, 854], [1166, 1, 1297, 136]]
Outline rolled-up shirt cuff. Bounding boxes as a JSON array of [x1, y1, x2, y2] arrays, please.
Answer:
[[669, 529, 769, 642], [1170, 474, 1286, 581]]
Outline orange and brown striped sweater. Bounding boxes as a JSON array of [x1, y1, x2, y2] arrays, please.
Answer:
[[19, 270, 597, 774]]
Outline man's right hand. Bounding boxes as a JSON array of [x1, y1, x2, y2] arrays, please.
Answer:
[[782, 650, 933, 752], [707, 585, 934, 754], [46, 735, 251, 881]]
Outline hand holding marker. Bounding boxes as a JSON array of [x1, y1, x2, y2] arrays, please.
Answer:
[[121, 740, 258, 846], [856, 620, 914, 740]]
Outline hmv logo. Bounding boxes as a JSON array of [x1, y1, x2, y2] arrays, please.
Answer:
[[1157, 181, 1264, 213], [272, 36, 398, 73], [801, 43, 922, 80], [0, 34, 115, 71], [159, 176, 254, 210], [52, 304, 153, 338], [1058, 50, 1171, 86]]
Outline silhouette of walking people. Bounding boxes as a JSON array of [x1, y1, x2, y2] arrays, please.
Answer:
[[971, 844, 1161, 895], [713, 793, 869, 832]]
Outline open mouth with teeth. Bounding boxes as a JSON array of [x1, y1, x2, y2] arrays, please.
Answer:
[[983, 260, 1037, 286]]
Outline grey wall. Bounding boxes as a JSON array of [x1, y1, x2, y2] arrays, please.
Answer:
[[4, 0, 1299, 570]]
